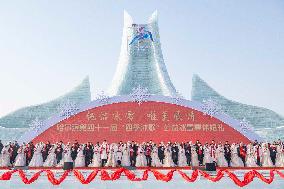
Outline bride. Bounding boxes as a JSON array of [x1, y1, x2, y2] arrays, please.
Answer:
[[57, 143, 73, 167], [0, 145, 11, 167], [29, 143, 44, 167], [74, 145, 85, 167], [136, 144, 147, 167], [230, 143, 244, 167], [178, 144, 187, 167], [89, 143, 101, 167], [43, 145, 57, 167], [14, 145, 26, 167], [261, 143, 274, 167], [246, 144, 258, 167], [216, 144, 228, 167], [121, 143, 131, 166], [163, 144, 175, 167], [105, 143, 117, 167], [275, 144, 284, 167], [203, 144, 213, 165], [191, 146, 199, 167], [151, 144, 162, 167]]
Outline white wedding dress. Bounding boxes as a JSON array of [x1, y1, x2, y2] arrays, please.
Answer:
[[230, 145, 244, 167], [163, 147, 175, 167], [121, 145, 131, 166], [261, 147, 274, 167], [74, 148, 85, 167], [178, 147, 187, 167], [275, 145, 284, 167], [203, 146, 213, 164], [89, 145, 101, 167], [216, 145, 228, 167], [191, 147, 199, 167], [14, 147, 26, 167], [105, 145, 117, 167], [151, 146, 162, 167], [43, 147, 57, 167], [246, 145, 258, 167], [136, 147, 147, 167], [100, 143, 109, 162], [57, 146, 73, 167], [0, 146, 11, 167], [29, 144, 44, 167], [115, 145, 123, 165]]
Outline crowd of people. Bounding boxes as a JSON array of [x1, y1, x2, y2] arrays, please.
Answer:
[[0, 139, 284, 168]]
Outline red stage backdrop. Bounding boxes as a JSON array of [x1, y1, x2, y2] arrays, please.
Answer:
[[32, 102, 250, 143]]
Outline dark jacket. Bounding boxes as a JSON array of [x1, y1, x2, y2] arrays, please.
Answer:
[[158, 146, 165, 159]]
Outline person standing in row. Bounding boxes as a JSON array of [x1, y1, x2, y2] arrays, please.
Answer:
[[185, 142, 191, 166], [224, 141, 231, 167], [0, 140, 3, 156], [55, 142, 63, 164], [145, 143, 152, 166], [1, 140, 284, 168], [158, 143, 165, 164], [100, 140, 109, 167], [129, 141, 137, 167]]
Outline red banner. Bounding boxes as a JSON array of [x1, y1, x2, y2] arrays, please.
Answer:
[[33, 102, 250, 143]]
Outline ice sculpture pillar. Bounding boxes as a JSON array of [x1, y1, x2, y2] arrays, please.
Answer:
[[109, 11, 177, 96]]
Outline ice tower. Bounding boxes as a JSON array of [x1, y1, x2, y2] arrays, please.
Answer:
[[109, 11, 177, 96]]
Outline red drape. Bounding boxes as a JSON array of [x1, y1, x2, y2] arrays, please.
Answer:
[[151, 169, 175, 182], [73, 169, 98, 184], [18, 170, 43, 184], [45, 170, 70, 185], [0, 168, 284, 187], [0, 170, 17, 180]]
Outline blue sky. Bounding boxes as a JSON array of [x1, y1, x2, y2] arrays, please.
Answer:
[[0, 0, 283, 117]]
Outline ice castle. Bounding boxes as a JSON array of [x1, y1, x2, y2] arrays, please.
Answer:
[[0, 11, 283, 142]]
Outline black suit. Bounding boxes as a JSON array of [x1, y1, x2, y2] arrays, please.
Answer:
[[56, 146, 63, 164], [270, 147, 277, 165], [185, 144, 191, 166], [11, 145, 19, 164], [42, 146, 49, 162], [171, 146, 179, 165], [0, 142, 3, 154], [129, 144, 137, 166], [85, 145, 94, 166], [224, 144, 231, 166], [158, 146, 165, 164]]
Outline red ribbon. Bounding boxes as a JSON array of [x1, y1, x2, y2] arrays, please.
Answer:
[[276, 170, 284, 178], [18, 170, 43, 184], [45, 170, 70, 185], [151, 169, 175, 182], [0, 168, 284, 187], [199, 169, 224, 182], [0, 170, 17, 180], [123, 168, 149, 181], [73, 169, 98, 184], [177, 169, 199, 182]]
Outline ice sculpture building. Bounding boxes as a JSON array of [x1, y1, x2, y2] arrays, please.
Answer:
[[0, 11, 283, 142], [0, 77, 91, 142], [108, 11, 177, 96], [191, 74, 284, 140]]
